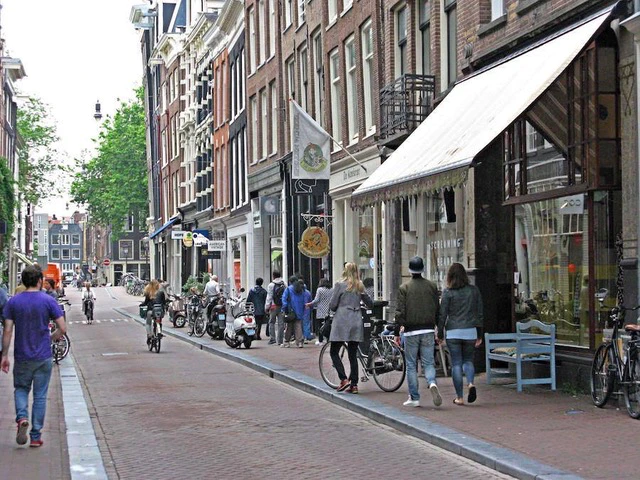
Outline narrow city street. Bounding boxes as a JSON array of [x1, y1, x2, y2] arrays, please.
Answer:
[[62, 287, 512, 480]]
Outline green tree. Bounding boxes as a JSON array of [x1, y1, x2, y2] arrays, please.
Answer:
[[0, 156, 15, 236], [16, 96, 63, 205], [70, 89, 148, 238]]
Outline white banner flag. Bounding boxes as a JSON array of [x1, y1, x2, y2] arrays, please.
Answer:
[[291, 99, 331, 180]]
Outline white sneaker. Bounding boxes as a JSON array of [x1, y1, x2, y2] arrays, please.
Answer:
[[315, 340, 321, 345], [429, 383, 442, 407], [403, 397, 420, 407]]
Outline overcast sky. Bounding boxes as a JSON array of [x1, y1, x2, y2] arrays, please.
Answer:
[[2, 0, 144, 217]]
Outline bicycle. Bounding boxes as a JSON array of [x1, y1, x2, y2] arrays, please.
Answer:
[[84, 298, 95, 324], [591, 303, 640, 418], [319, 319, 406, 392], [50, 321, 70, 364], [147, 306, 164, 353]]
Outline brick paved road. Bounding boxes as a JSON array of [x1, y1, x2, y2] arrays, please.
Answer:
[[67, 287, 512, 480]]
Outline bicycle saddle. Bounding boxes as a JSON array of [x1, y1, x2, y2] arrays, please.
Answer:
[[625, 324, 640, 332]]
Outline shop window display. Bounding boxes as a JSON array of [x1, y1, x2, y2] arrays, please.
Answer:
[[426, 189, 464, 290]]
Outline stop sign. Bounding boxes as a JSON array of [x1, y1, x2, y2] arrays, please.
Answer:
[[103, 258, 111, 266]]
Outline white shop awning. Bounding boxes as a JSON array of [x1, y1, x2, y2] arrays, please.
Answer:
[[351, 6, 618, 208]]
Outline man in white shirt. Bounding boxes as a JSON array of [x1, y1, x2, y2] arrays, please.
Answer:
[[204, 275, 220, 297]]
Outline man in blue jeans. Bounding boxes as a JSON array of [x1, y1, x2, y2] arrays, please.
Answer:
[[1, 265, 66, 447], [394, 256, 442, 408]]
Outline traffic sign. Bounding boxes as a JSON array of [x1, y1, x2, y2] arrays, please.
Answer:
[[103, 258, 111, 266]]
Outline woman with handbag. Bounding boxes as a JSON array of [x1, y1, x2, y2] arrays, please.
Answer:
[[281, 276, 311, 348], [305, 278, 333, 345], [439, 263, 484, 405], [329, 263, 373, 394]]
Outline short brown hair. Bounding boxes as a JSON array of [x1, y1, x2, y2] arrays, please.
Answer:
[[446, 263, 469, 289]]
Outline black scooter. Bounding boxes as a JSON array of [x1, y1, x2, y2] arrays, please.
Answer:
[[205, 295, 227, 339]]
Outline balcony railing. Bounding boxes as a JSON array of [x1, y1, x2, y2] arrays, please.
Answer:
[[379, 74, 435, 145]]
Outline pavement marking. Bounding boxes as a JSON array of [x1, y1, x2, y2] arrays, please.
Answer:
[[102, 352, 129, 357], [58, 354, 108, 480], [105, 287, 118, 300]]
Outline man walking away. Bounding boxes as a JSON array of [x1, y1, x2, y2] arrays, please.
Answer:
[[265, 272, 286, 345], [0, 284, 8, 361], [247, 278, 268, 340], [1, 265, 66, 447], [394, 256, 442, 408]]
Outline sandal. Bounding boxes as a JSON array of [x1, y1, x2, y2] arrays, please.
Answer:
[[453, 398, 464, 406]]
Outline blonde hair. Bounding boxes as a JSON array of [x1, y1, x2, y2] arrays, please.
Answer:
[[144, 279, 160, 299], [84, 282, 91, 289], [341, 262, 364, 293]]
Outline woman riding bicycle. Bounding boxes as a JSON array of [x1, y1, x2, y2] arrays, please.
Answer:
[[328, 262, 373, 394], [142, 280, 166, 345], [82, 282, 97, 319]]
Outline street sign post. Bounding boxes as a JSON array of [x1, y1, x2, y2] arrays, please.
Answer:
[[103, 258, 111, 266]]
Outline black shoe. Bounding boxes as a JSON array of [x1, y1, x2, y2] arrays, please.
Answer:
[[256, 336, 262, 340]]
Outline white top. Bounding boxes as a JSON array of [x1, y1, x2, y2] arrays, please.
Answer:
[[82, 289, 96, 301], [204, 280, 220, 297]]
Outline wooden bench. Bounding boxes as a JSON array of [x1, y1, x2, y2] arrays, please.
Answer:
[[484, 320, 556, 392]]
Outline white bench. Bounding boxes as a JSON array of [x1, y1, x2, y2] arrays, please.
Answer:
[[484, 320, 556, 392]]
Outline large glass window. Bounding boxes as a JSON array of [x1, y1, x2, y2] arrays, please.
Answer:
[[270, 82, 277, 154], [361, 20, 374, 134], [418, 0, 431, 74], [396, 6, 408, 76], [345, 36, 358, 142], [329, 49, 342, 145], [269, 0, 276, 57], [313, 31, 324, 125], [446, 1, 457, 86], [261, 88, 267, 159], [258, 0, 265, 65], [425, 189, 464, 289], [299, 46, 308, 111], [248, 7, 256, 73]]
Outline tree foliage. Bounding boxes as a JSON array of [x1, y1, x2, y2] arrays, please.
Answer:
[[0, 156, 15, 236], [70, 89, 148, 238], [16, 96, 63, 205]]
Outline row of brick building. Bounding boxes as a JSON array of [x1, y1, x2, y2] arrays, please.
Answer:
[[134, 0, 640, 383]]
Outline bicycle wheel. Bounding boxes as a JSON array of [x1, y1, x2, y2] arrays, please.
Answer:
[[372, 340, 406, 392], [623, 357, 640, 419], [591, 343, 614, 407], [319, 342, 349, 389], [54, 334, 71, 362], [194, 313, 206, 337], [154, 323, 162, 353]]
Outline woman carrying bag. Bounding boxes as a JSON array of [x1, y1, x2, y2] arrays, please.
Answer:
[[305, 278, 333, 345], [439, 263, 484, 405], [329, 263, 373, 394], [281, 276, 311, 348]]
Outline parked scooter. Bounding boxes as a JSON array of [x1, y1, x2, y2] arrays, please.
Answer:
[[205, 294, 227, 339], [224, 288, 256, 348], [168, 293, 187, 328]]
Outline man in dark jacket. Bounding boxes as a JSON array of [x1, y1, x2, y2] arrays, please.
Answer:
[[247, 278, 268, 340], [394, 256, 442, 408]]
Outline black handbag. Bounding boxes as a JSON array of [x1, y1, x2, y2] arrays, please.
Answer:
[[319, 318, 332, 338], [285, 310, 298, 323]]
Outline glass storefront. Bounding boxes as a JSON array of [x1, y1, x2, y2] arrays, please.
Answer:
[[426, 188, 464, 290], [358, 206, 376, 297]]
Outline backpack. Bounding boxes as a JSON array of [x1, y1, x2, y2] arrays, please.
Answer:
[[273, 283, 286, 306]]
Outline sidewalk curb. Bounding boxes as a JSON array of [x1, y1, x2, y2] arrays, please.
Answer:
[[114, 308, 582, 480]]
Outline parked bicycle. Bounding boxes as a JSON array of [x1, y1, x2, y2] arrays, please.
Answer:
[[591, 303, 640, 418], [50, 308, 70, 365], [319, 318, 406, 392]]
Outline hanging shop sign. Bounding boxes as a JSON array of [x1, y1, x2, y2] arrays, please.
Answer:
[[192, 229, 210, 247], [171, 230, 187, 240], [207, 240, 226, 252], [182, 232, 193, 247], [298, 226, 330, 258]]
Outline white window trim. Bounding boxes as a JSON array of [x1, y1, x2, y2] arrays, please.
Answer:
[[491, 0, 504, 21], [329, 49, 342, 148], [313, 31, 324, 126], [328, 0, 338, 24], [270, 82, 278, 155], [361, 20, 375, 135], [345, 36, 358, 143], [51, 249, 60, 260], [72, 249, 80, 260]]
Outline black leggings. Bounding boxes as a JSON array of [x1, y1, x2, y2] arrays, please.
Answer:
[[314, 316, 326, 342], [330, 341, 359, 385]]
